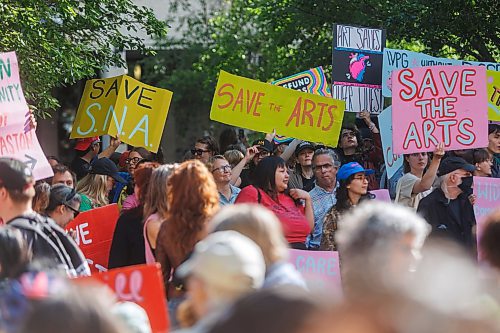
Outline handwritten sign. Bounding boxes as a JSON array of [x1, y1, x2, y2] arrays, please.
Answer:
[[392, 66, 488, 154], [66, 204, 120, 273], [331, 24, 386, 114], [378, 106, 403, 178], [210, 71, 345, 146], [288, 249, 342, 293], [77, 264, 169, 333], [0, 52, 53, 180], [487, 70, 500, 121], [272, 67, 331, 96], [70, 75, 173, 152], [474, 177, 500, 247], [383, 48, 500, 98]]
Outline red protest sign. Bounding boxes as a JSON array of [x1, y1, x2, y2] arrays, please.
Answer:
[[66, 204, 120, 273], [76, 264, 169, 333]]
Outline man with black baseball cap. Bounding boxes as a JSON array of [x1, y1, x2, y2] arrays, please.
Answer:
[[417, 156, 476, 251], [0, 157, 90, 277], [239, 139, 274, 188]]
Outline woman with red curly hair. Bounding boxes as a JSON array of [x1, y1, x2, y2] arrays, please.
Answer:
[[156, 160, 220, 327]]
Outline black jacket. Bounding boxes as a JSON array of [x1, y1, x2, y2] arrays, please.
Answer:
[[417, 188, 476, 251]]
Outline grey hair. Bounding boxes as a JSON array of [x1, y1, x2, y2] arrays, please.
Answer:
[[312, 148, 340, 168], [336, 201, 431, 255]]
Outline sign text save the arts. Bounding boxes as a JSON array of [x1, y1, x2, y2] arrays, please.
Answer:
[[392, 66, 488, 154], [210, 71, 345, 147], [70, 75, 173, 152]]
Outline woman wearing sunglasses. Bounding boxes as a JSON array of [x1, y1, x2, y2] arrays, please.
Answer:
[[44, 184, 81, 229], [320, 162, 373, 251], [395, 143, 445, 210]]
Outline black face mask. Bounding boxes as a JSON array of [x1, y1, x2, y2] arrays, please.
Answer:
[[458, 176, 473, 195]]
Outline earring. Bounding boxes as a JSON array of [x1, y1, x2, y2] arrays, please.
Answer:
[[346, 186, 350, 189]]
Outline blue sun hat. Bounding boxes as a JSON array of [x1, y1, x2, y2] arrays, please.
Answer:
[[337, 162, 374, 181]]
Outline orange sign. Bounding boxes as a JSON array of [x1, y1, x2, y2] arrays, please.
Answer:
[[77, 264, 169, 333], [66, 204, 120, 273]]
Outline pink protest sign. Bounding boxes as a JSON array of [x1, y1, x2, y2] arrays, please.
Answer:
[[392, 66, 488, 154], [474, 177, 500, 250], [0, 52, 53, 180], [288, 249, 342, 294], [371, 189, 391, 202]]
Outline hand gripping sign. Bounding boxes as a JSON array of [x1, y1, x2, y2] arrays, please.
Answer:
[[70, 75, 173, 153], [392, 66, 488, 154]]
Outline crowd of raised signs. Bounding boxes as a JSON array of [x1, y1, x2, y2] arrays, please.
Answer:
[[0, 116, 500, 333]]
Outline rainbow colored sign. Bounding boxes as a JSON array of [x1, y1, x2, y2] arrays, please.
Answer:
[[272, 67, 331, 96]]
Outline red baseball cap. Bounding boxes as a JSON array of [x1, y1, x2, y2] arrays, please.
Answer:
[[74, 137, 100, 151]]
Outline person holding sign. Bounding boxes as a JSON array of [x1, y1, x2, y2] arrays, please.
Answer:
[[320, 162, 373, 251], [487, 124, 500, 178], [71, 136, 121, 181], [417, 157, 476, 251], [44, 185, 81, 229], [236, 156, 313, 249], [395, 143, 445, 210]]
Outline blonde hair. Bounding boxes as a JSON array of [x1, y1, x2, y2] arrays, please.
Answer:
[[209, 204, 288, 266], [224, 149, 244, 168], [143, 164, 178, 219], [76, 174, 109, 207]]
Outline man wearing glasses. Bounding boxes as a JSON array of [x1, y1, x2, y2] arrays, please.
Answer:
[[191, 136, 220, 164], [0, 157, 89, 277], [307, 148, 341, 250], [417, 157, 476, 251]]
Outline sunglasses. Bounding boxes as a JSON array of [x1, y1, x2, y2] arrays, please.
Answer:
[[62, 189, 80, 217], [64, 204, 80, 218], [191, 148, 211, 156], [125, 157, 141, 165]]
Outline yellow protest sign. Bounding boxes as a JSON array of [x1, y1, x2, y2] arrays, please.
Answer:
[[70, 75, 172, 152], [487, 70, 500, 121], [210, 71, 345, 146]]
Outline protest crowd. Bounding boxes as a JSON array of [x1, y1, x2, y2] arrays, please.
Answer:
[[1, 23, 500, 333]]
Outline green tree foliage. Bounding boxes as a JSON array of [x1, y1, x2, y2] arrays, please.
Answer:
[[0, 0, 167, 116]]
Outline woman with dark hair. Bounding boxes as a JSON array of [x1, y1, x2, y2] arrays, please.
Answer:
[[395, 143, 444, 210], [155, 160, 220, 324], [191, 136, 220, 164], [236, 156, 313, 249], [472, 148, 493, 177], [108, 162, 159, 269], [44, 184, 81, 229], [320, 162, 373, 251]]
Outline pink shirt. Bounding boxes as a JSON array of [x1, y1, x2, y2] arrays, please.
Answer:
[[143, 213, 159, 264]]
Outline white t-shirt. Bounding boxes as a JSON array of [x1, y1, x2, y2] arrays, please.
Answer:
[[395, 173, 433, 210]]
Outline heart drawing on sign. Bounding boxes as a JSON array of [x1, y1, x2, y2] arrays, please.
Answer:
[[347, 53, 370, 82]]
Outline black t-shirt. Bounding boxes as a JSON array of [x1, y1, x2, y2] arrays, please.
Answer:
[[70, 157, 91, 180], [301, 174, 315, 192]]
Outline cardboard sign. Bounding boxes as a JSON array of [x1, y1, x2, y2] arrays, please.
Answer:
[[272, 67, 331, 96], [70, 75, 173, 152], [331, 24, 386, 114], [487, 70, 500, 121], [378, 106, 403, 178], [77, 264, 169, 333], [474, 177, 500, 247], [288, 249, 342, 293], [383, 48, 500, 98], [210, 71, 345, 147], [66, 204, 120, 273], [0, 52, 53, 180], [392, 66, 488, 154], [371, 189, 391, 202]]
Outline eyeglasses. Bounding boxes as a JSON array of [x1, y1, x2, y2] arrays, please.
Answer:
[[313, 163, 334, 171], [212, 165, 232, 173], [191, 149, 211, 156], [352, 174, 367, 181], [64, 204, 80, 218], [125, 157, 141, 165]]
